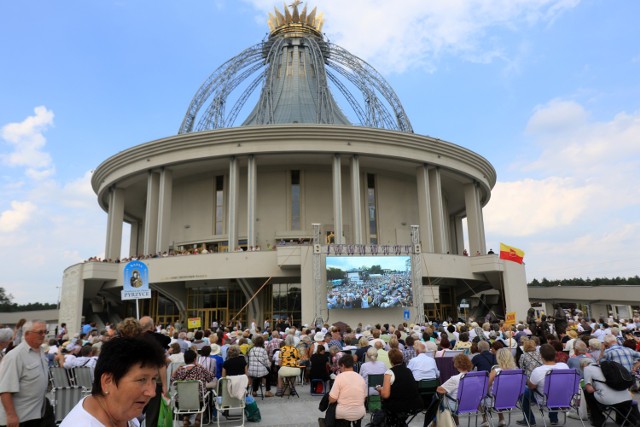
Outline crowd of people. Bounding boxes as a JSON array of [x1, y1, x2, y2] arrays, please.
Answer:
[[0, 312, 639, 426], [327, 272, 413, 309]]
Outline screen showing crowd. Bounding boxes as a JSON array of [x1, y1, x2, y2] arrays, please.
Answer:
[[326, 256, 413, 309]]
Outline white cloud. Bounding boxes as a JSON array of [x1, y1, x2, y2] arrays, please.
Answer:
[[486, 100, 640, 279], [1, 106, 54, 171], [0, 200, 37, 233], [245, 0, 580, 73]]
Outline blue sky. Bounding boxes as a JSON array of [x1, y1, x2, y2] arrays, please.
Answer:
[[1, 1, 639, 304]]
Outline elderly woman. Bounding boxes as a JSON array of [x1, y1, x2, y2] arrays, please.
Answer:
[[247, 335, 273, 397], [453, 332, 472, 353], [60, 336, 165, 426], [435, 353, 474, 420], [222, 345, 247, 377], [326, 354, 367, 424], [359, 346, 387, 395], [518, 339, 542, 378], [275, 335, 301, 396], [354, 336, 371, 363], [171, 349, 215, 427], [378, 349, 423, 418]]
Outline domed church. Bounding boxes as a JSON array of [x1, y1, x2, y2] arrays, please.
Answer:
[[59, 2, 530, 334]]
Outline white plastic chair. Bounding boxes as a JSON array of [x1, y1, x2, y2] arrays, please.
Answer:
[[171, 380, 210, 426], [213, 377, 246, 426]]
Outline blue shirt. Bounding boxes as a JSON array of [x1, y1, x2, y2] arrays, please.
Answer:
[[603, 345, 640, 373]]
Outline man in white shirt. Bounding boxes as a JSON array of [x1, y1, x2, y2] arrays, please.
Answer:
[[407, 342, 439, 381], [517, 344, 570, 426]]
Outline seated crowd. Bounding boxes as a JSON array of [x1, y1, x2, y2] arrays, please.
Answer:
[[3, 313, 639, 427]]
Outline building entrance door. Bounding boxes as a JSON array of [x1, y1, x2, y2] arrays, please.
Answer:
[[186, 308, 229, 329]]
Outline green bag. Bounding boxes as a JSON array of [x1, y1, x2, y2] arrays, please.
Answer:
[[157, 396, 173, 427], [244, 396, 261, 422]]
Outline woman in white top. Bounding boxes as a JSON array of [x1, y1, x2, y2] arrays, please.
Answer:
[[60, 336, 166, 427]]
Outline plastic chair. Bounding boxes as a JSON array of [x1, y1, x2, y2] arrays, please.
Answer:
[[72, 366, 93, 395], [166, 361, 185, 386], [213, 377, 246, 426], [444, 370, 489, 424], [485, 369, 526, 426], [51, 386, 83, 424], [49, 366, 71, 388], [366, 374, 384, 413], [534, 369, 584, 427], [171, 380, 210, 427]]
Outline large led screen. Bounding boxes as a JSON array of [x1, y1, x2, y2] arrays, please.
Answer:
[[326, 256, 412, 309]]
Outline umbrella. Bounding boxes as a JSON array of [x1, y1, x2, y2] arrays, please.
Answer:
[[332, 321, 349, 334]]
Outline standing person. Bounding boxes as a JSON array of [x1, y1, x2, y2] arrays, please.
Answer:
[[139, 316, 170, 427], [247, 336, 273, 397], [517, 344, 569, 426], [0, 320, 49, 427]]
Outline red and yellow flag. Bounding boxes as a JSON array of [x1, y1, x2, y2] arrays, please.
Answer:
[[499, 243, 524, 264]]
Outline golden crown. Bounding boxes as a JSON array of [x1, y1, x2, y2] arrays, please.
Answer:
[[268, 1, 324, 36]]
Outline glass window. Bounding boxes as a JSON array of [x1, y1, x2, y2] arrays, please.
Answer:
[[270, 283, 302, 326], [291, 170, 301, 230], [367, 173, 378, 244], [215, 175, 224, 235]]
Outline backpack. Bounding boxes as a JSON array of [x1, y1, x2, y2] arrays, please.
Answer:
[[595, 360, 634, 391]]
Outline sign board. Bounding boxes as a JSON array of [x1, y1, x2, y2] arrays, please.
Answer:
[[460, 304, 470, 308], [505, 311, 516, 326], [459, 298, 470, 308], [122, 260, 151, 300], [403, 309, 410, 320], [188, 317, 202, 329]]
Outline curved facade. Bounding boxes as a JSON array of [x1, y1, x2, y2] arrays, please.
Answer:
[[59, 4, 529, 335]]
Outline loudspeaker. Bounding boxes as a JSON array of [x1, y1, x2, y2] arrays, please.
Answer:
[[313, 244, 322, 254], [413, 244, 421, 254]]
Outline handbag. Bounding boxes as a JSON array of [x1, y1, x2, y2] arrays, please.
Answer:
[[436, 405, 456, 427], [244, 395, 261, 422], [157, 395, 173, 427]]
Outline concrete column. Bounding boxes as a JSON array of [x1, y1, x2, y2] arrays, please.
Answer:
[[332, 154, 344, 244], [105, 187, 125, 260], [247, 155, 257, 248], [227, 157, 239, 251], [428, 167, 447, 253], [143, 171, 160, 255], [452, 216, 464, 255], [464, 182, 487, 255], [156, 168, 173, 253], [350, 155, 362, 244], [59, 264, 86, 336], [416, 165, 435, 252], [129, 221, 140, 257]]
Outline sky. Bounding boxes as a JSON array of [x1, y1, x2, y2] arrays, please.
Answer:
[[1, 0, 639, 304]]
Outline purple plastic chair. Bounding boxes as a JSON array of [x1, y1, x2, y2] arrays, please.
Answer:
[[535, 369, 585, 427], [445, 370, 489, 425], [485, 369, 526, 427]]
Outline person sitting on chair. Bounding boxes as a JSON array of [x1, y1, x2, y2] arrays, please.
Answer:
[[326, 354, 366, 426], [377, 349, 423, 422], [171, 349, 215, 427], [275, 335, 301, 396]]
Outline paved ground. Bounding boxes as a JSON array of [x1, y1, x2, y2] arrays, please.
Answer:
[[199, 386, 640, 427]]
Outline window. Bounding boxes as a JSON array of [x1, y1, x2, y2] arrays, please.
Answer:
[[367, 173, 378, 244], [291, 170, 301, 230], [215, 175, 224, 235], [270, 283, 302, 326]]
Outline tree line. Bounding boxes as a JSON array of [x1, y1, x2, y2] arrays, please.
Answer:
[[528, 275, 640, 287], [0, 286, 57, 312]]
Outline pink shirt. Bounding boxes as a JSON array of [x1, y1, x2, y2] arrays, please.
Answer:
[[329, 370, 367, 421]]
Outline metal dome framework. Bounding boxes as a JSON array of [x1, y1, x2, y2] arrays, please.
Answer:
[[179, 33, 413, 134]]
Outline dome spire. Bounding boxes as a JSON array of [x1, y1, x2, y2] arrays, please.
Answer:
[[268, 1, 323, 37]]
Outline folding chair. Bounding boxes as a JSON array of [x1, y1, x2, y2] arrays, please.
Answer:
[[71, 366, 93, 395], [424, 350, 436, 358], [534, 369, 585, 427], [51, 386, 83, 424], [213, 377, 246, 427], [49, 366, 71, 388], [443, 350, 463, 358], [407, 378, 440, 424], [444, 370, 490, 426], [366, 374, 384, 413], [598, 400, 639, 427], [171, 380, 210, 427], [485, 369, 526, 427]]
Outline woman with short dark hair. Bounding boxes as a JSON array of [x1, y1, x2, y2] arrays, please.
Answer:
[[326, 354, 367, 423], [60, 336, 165, 426]]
